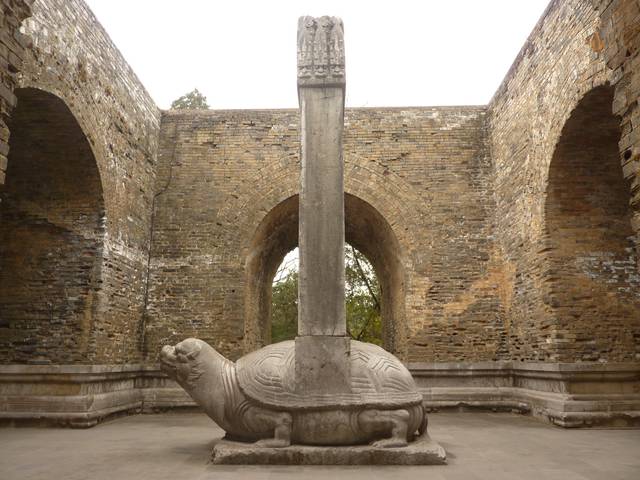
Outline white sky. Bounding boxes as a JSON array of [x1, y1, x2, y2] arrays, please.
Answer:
[[84, 0, 550, 110]]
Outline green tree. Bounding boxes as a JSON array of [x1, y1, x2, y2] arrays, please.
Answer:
[[271, 271, 298, 343], [344, 245, 382, 344], [170, 88, 209, 110], [270, 246, 382, 345]]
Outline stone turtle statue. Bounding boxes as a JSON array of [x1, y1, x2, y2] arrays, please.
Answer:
[[161, 338, 427, 447]]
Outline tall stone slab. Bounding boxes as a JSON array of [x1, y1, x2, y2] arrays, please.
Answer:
[[295, 16, 350, 394], [162, 17, 444, 462]]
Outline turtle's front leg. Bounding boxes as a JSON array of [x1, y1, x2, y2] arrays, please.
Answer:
[[252, 410, 292, 448], [359, 408, 410, 448]]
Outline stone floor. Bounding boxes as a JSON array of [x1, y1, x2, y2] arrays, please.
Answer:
[[1, 412, 639, 479]]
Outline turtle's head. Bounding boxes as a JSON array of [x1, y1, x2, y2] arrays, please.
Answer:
[[160, 338, 206, 388]]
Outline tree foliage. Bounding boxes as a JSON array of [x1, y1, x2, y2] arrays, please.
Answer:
[[271, 245, 382, 345], [170, 88, 209, 110], [271, 271, 299, 343], [344, 245, 382, 344]]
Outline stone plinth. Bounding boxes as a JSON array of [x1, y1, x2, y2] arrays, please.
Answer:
[[211, 435, 446, 465]]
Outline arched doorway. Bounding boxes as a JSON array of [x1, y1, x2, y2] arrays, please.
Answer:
[[244, 193, 406, 356], [271, 243, 383, 345], [0, 88, 105, 364], [544, 85, 639, 362]]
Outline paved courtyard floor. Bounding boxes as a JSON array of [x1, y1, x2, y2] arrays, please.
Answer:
[[1, 411, 639, 479]]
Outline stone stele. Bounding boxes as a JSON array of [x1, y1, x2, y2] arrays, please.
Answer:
[[160, 15, 445, 465]]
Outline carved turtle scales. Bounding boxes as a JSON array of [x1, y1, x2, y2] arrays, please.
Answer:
[[236, 339, 423, 410]]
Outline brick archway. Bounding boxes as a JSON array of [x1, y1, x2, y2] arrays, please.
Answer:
[[244, 193, 407, 356], [0, 88, 105, 364], [543, 85, 640, 362]]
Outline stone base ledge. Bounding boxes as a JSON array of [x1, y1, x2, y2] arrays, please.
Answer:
[[211, 435, 446, 465], [421, 386, 640, 427], [0, 361, 638, 428], [411, 361, 640, 428]]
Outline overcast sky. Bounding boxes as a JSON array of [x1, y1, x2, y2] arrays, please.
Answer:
[[84, 0, 550, 110]]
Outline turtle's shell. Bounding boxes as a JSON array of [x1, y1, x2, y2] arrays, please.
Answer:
[[236, 340, 423, 410]]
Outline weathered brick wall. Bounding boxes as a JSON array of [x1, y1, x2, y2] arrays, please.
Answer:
[[545, 85, 639, 361], [488, 0, 639, 362], [146, 1, 638, 366], [146, 107, 506, 363], [0, 0, 160, 364], [596, 0, 640, 250], [0, 89, 105, 363], [1, 0, 637, 368], [0, 0, 32, 185]]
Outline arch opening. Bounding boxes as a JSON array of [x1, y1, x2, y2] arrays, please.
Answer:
[[271, 243, 383, 346], [0, 88, 105, 364], [244, 193, 406, 356], [544, 85, 640, 362]]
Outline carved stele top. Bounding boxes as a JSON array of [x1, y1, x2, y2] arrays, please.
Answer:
[[297, 16, 345, 87]]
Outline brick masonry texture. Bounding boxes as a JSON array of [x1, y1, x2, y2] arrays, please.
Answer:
[[0, 0, 638, 368], [0, 0, 160, 363], [145, 107, 500, 363], [596, 0, 640, 218], [0, 89, 104, 362], [488, 0, 639, 362], [0, 0, 32, 185]]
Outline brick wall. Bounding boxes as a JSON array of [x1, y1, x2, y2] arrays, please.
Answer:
[[596, 0, 640, 251], [0, 89, 104, 363], [146, 1, 639, 365], [0, 0, 160, 364], [545, 85, 639, 361], [145, 107, 504, 363], [488, 0, 639, 362], [0, 0, 637, 367], [0, 0, 32, 185]]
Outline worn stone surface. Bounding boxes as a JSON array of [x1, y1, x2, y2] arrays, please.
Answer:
[[294, 336, 351, 394], [296, 16, 350, 396], [2, 361, 639, 428], [298, 87, 346, 338], [160, 338, 427, 446], [211, 434, 446, 465], [297, 16, 345, 88], [2, 412, 640, 479]]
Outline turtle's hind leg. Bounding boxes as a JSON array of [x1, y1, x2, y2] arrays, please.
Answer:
[[358, 408, 410, 448], [251, 410, 292, 448]]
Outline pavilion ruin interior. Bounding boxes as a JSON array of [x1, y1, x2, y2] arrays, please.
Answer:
[[0, 0, 638, 430]]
